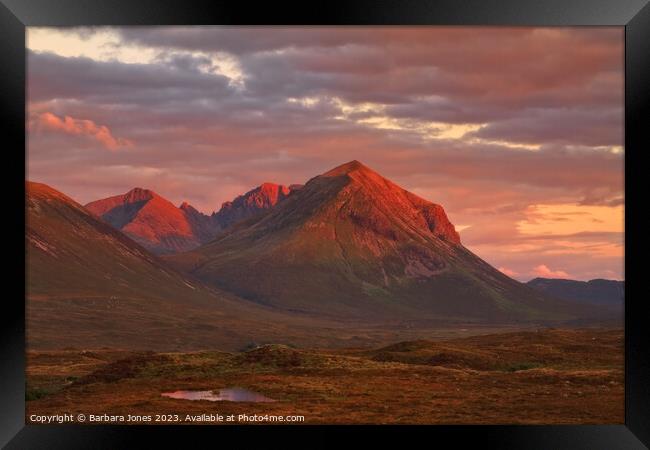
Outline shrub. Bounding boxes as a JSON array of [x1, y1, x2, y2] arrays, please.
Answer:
[[240, 342, 261, 352], [25, 387, 50, 401], [504, 362, 540, 372]]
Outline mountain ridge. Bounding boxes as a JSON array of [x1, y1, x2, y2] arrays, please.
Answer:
[[85, 182, 300, 254], [28, 181, 214, 301], [168, 160, 587, 322], [85, 187, 217, 254], [526, 277, 624, 310], [211, 182, 298, 229]]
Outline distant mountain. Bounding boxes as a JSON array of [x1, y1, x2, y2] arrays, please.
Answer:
[[526, 278, 624, 310], [169, 160, 584, 323], [26, 181, 342, 351], [211, 182, 298, 229], [85, 188, 219, 254], [86, 183, 301, 254]]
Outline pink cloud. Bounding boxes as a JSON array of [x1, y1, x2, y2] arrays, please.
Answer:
[[30, 112, 133, 150], [498, 267, 519, 278], [531, 264, 570, 279]]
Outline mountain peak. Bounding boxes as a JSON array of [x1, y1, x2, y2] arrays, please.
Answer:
[[124, 187, 156, 202], [85, 188, 220, 254], [179, 161, 576, 322], [322, 160, 373, 177], [179, 201, 194, 211], [258, 182, 291, 197], [27, 180, 79, 206], [27, 181, 62, 198]]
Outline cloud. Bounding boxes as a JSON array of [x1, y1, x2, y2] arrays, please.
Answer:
[[28, 27, 624, 147], [531, 264, 571, 279], [498, 267, 519, 278], [517, 203, 624, 236], [27, 50, 235, 104], [469, 107, 623, 148], [25, 27, 624, 281], [30, 111, 133, 150]]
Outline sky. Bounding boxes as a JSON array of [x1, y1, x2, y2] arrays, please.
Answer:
[[26, 26, 624, 282]]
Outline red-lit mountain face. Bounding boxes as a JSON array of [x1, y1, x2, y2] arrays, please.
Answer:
[[212, 182, 299, 229], [86, 183, 300, 255], [85, 188, 217, 254], [170, 161, 580, 323]]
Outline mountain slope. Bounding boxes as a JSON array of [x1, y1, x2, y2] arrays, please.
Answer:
[[85, 188, 218, 254], [527, 278, 624, 310], [29, 183, 190, 299], [212, 182, 298, 229], [169, 161, 581, 322], [25, 181, 351, 351]]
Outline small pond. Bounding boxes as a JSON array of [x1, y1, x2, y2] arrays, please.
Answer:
[[161, 388, 276, 403]]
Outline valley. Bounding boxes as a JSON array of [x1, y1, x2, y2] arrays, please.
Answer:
[[25, 328, 624, 425]]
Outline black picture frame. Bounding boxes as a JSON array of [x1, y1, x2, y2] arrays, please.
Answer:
[[2, 1, 648, 448]]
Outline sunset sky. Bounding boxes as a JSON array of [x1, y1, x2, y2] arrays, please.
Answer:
[[26, 27, 624, 281]]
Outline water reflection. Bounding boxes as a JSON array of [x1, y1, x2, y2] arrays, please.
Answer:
[[162, 388, 276, 403]]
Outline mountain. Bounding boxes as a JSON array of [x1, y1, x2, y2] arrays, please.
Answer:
[[86, 183, 300, 254], [29, 182, 205, 302], [85, 188, 219, 254], [211, 182, 298, 229], [168, 161, 582, 322], [26, 181, 345, 351], [526, 278, 624, 310]]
